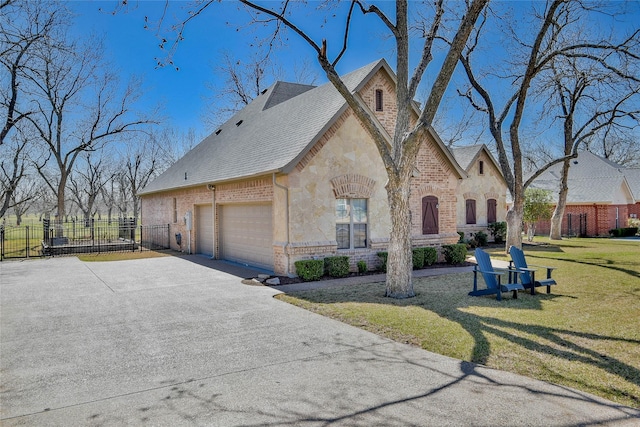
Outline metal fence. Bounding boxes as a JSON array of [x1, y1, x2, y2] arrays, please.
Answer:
[[1, 218, 171, 260]]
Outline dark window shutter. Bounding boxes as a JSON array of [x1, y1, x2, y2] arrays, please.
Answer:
[[466, 199, 476, 224], [422, 196, 439, 234], [487, 199, 497, 224]]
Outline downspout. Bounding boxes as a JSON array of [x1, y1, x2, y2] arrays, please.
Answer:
[[273, 173, 291, 276], [208, 184, 216, 259]]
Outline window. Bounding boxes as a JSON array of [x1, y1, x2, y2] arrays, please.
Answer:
[[422, 196, 439, 234], [336, 199, 368, 249], [479, 160, 484, 175], [172, 198, 178, 223], [487, 199, 497, 224], [466, 199, 477, 224], [375, 89, 383, 111]]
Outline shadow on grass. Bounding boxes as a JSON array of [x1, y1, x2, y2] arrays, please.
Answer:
[[282, 273, 640, 408]]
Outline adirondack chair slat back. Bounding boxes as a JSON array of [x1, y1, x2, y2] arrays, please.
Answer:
[[509, 246, 533, 286], [475, 248, 498, 290]]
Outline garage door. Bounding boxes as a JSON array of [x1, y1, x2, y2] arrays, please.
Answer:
[[219, 203, 273, 270], [195, 204, 214, 256]]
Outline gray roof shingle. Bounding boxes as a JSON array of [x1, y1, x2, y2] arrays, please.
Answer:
[[140, 60, 384, 195]]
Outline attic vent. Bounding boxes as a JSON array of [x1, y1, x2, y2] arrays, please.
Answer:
[[573, 160, 578, 165], [236, 120, 243, 127], [261, 89, 268, 95], [215, 129, 222, 135]]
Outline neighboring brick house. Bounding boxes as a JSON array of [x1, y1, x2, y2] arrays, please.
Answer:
[[139, 59, 468, 275], [529, 151, 638, 236], [450, 144, 508, 240]]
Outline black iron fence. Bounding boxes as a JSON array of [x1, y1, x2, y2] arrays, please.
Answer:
[[1, 218, 171, 260]]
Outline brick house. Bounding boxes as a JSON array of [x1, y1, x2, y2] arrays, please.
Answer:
[[450, 144, 508, 240], [529, 151, 639, 236], [139, 59, 483, 275]]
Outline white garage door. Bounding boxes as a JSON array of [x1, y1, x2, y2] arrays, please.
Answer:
[[196, 204, 214, 256], [219, 203, 273, 270]]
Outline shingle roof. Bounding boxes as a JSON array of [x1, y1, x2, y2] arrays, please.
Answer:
[[140, 58, 466, 195], [622, 169, 640, 202], [528, 151, 636, 204], [140, 60, 385, 195]]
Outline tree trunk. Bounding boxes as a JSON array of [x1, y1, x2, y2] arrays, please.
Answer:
[[384, 178, 415, 299], [550, 159, 570, 240], [505, 196, 524, 252]]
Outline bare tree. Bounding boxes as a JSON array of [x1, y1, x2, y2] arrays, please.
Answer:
[[0, 132, 30, 218], [22, 29, 152, 221], [0, 0, 63, 146], [119, 134, 162, 220], [459, 0, 639, 250], [152, 0, 488, 298], [68, 152, 111, 222], [541, 55, 640, 240]]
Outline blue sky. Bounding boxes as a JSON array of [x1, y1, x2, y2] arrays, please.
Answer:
[[69, 1, 397, 139], [69, 1, 640, 146]]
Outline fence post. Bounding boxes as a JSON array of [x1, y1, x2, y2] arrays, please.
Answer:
[[167, 224, 170, 249], [26, 226, 29, 258], [1, 225, 4, 261]]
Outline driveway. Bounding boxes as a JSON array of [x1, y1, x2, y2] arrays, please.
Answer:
[[1, 256, 638, 426]]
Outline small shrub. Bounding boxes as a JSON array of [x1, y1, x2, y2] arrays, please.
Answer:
[[294, 259, 324, 281], [377, 251, 388, 272], [357, 260, 367, 274], [474, 231, 488, 247], [442, 243, 467, 265], [423, 247, 437, 266], [412, 248, 425, 269], [324, 256, 350, 278], [488, 221, 507, 243], [457, 231, 465, 243], [610, 227, 639, 237]]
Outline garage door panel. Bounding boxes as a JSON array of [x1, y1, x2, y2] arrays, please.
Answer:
[[196, 205, 213, 256], [220, 204, 273, 270]]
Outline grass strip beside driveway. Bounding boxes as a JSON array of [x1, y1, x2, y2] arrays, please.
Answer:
[[276, 238, 640, 408]]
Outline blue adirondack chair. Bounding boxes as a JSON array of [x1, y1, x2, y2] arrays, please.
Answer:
[[470, 248, 524, 301], [509, 246, 557, 295]]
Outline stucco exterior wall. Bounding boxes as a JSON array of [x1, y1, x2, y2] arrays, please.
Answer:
[[456, 150, 507, 240], [281, 109, 391, 274]]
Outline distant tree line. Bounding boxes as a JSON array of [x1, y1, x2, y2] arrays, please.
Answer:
[[0, 0, 199, 225]]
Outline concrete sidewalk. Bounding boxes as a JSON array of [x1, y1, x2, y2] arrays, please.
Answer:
[[1, 256, 638, 426]]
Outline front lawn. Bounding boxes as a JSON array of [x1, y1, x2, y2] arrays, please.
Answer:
[[276, 238, 640, 408]]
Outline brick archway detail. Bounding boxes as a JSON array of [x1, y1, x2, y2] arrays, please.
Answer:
[[330, 174, 376, 199]]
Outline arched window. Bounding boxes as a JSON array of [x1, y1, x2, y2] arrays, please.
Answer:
[[422, 196, 439, 234]]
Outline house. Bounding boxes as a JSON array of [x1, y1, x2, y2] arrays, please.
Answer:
[[450, 144, 508, 240], [139, 59, 470, 275], [528, 151, 638, 236]]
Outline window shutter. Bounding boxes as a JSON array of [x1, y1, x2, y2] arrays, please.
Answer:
[[487, 199, 497, 224], [466, 199, 476, 224]]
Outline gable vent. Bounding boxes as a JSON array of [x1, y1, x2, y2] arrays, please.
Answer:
[[215, 129, 222, 135]]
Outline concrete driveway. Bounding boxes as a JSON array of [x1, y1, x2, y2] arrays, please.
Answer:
[[1, 256, 638, 426]]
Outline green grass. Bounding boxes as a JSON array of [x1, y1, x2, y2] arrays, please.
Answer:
[[277, 238, 640, 408]]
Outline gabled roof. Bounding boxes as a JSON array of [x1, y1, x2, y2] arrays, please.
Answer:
[[528, 151, 635, 204], [450, 144, 503, 177], [621, 168, 640, 202], [140, 58, 465, 195]]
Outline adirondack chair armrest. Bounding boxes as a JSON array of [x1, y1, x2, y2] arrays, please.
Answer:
[[516, 266, 537, 272], [478, 269, 505, 276], [531, 264, 556, 271]]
